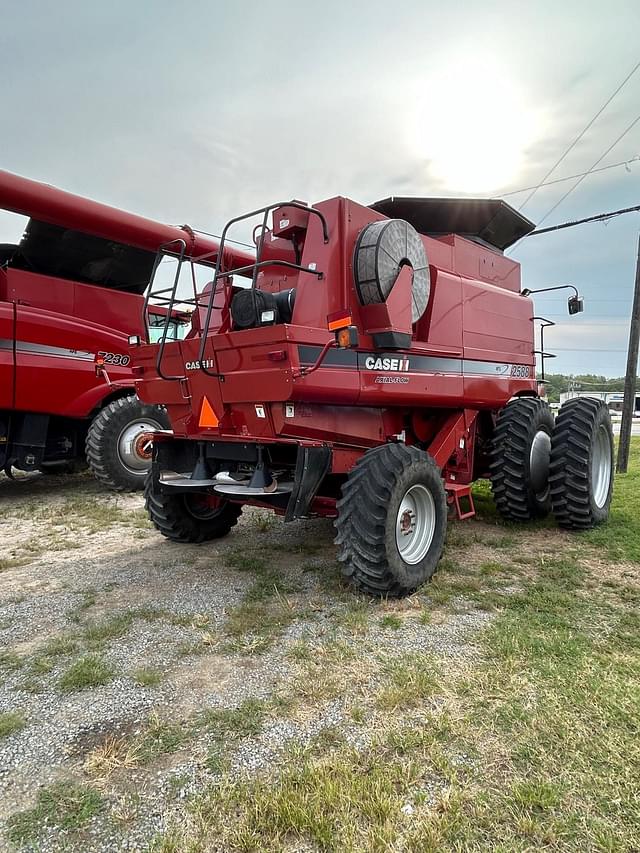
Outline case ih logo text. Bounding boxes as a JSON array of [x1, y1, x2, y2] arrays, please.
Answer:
[[186, 359, 216, 370], [364, 356, 410, 371]]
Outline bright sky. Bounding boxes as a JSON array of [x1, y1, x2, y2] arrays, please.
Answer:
[[1, 0, 639, 376]]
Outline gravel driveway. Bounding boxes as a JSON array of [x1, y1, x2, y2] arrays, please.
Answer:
[[0, 471, 493, 852]]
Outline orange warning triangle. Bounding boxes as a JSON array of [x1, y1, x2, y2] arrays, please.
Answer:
[[199, 396, 219, 428]]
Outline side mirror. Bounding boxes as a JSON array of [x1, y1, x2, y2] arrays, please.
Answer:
[[568, 295, 584, 315], [335, 325, 359, 349]]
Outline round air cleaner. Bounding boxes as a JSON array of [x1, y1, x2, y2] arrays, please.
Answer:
[[353, 219, 430, 323]]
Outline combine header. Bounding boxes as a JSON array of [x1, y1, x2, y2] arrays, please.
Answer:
[[132, 193, 614, 596]]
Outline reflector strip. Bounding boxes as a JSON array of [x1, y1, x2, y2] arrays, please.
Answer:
[[199, 396, 219, 428], [328, 315, 352, 331]]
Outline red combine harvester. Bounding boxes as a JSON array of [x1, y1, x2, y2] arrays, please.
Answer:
[[129, 195, 615, 596], [0, 171, 251, 490]]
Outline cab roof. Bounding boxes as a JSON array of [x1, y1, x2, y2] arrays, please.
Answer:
[[370, 197, 535, 252]]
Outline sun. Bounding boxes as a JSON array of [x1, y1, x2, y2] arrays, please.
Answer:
[[410, 56, 541, 193]]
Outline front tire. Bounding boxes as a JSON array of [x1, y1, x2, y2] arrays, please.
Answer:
[[549, 397, 614, 529], [144, 470, 242, 543], [86, 396, 170, 491], [489, 397, 554, 521], [334, 444, 447, 597]]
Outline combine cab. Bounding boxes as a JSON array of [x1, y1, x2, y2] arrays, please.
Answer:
[[133, 194, 614, 596]]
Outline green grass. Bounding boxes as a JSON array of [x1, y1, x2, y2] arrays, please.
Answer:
[[155, 725, 459, 852], [202, 698, 268, 740], [59, 654, 115, 691], [83, 613, 133, 647], [133, 667, 163, 687], [336, 599, 372, 634], [0, 556, 29, 571], [0, 650, 25, 671], [250, 511, 277, 532], [0, 710, 25, 739], [139, 715, 194, 761], [375, 654, 441, 710], [85, 699, 276, 778], [222, 551, 299, 654], [7, 781, 103, 844], [151, 443, 640, 852], [379, 613, 403, 630], [9, 440, 640, 852], [40, 634, 78, 657], [226, 551, 269, 573], [583, 440, 640, 561], [67, 587, 97, 623], [224, 600, 295, 654]]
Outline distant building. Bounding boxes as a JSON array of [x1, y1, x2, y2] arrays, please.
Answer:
[[559, 391, 640, 415]]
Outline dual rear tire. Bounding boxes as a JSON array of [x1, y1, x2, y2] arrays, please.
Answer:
[[490, 396, 613, 529], [489, 397, 555, 521], [549, 396, 614, 528]]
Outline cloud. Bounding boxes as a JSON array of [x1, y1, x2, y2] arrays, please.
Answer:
[[1, 0, 639, 375]]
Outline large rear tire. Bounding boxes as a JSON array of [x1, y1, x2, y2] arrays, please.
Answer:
[[549, 397, 614, 529], [86, 396, 169, 491], [145, 470, 242, 543], [489, 397, 554, 521], [334, 444, 447, 597]]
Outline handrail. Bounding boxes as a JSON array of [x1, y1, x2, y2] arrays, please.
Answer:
[[196, 200, 329, 378], [532, 316, 556, 382]]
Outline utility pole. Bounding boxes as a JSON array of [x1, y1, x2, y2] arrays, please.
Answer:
[[617, 233, 640, 473]]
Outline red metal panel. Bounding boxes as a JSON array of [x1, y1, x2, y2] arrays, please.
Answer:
[[0, 287, 15, 409], [272, 402, 395, 447], [13, 303, 133, 417], [133, 190, 542, 476], [415, 268, 463, 352], [462, 279, 534, 365]]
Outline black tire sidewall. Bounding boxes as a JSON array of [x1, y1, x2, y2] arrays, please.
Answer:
[[490, 397, 554, 521], [523, 407, 555, 515], [382, 458, 447, 590], [182, 493, 232, 525], [87, 397, 169, 490], [145, 469, 242, 542]]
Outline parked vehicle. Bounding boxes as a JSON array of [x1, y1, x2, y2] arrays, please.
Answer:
[[0, 170, 244, 489], [132, 195, 614, 595]]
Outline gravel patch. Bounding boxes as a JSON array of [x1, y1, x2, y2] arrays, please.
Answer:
[[0, 472, 494, 852]]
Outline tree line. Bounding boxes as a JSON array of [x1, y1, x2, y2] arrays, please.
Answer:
[[543, 374, 632, 402]]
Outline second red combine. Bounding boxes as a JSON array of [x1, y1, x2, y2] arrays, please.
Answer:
[[135, 195, 614, 596]]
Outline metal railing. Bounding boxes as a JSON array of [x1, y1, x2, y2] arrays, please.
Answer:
[[142, 201, 328, 382]]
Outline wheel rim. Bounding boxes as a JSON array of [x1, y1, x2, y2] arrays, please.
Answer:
[[395, 484, 436, 565], [592, 424, 612, 508], [529, 429, 551, 500], [117, 418, 163, 474], [184, 493, 224, 520]]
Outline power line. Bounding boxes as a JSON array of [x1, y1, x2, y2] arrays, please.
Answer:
[[503, 156, 639, 196], [535, 113, 640, 228], [518, 59, 640, 211], [192, 228, 255, 250], [527, 203, 640, 237], [540, 319, 628, 322], [551, 347, 627, 352]]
